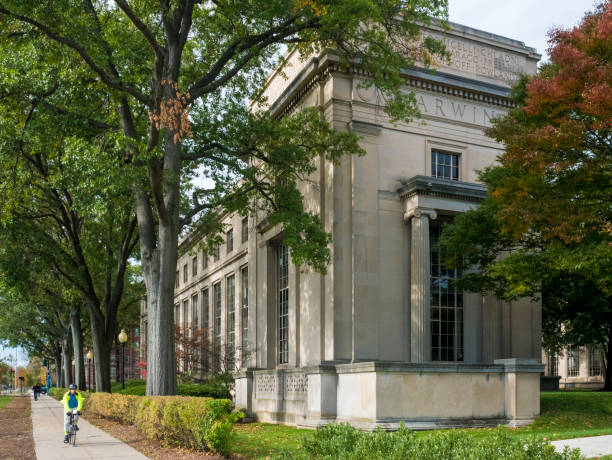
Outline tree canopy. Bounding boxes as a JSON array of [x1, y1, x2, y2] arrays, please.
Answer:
[[0, 0, 450, 394]]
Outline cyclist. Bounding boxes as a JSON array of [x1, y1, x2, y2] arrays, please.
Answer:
[[62, 384, 84, 443]]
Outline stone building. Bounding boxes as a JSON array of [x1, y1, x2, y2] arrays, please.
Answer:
[[141, 21, 545, 429], [542, 346, 605, 389]]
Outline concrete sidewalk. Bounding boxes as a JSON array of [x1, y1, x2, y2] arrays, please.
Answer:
[[551, 435, 612, 458], [31, 393, 148, 459]]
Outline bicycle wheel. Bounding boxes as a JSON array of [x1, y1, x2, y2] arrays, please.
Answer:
[[71, 426, 77, 446]]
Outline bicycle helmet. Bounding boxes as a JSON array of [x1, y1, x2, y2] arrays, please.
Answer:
[[69, 384, 77, 389]]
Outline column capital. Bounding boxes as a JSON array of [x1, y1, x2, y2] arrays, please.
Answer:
[[404, 207, 437, 222]]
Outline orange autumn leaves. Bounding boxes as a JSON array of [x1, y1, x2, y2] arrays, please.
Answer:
[[487, 1, 612, 245], [149, 80, 193, 144]]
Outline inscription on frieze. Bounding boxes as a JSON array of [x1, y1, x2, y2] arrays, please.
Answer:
[[427, 33, 530, 85]]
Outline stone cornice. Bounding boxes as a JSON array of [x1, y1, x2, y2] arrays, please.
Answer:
[[270, 54, 515, 120], [397, 175, 488, 204]]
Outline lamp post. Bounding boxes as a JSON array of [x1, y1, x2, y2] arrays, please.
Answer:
[[118, 329, 128, 390], [71, 359, 75, 384], [86, 351, 93, 392]]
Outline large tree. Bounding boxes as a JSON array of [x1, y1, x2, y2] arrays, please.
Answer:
[[0, 0, 449, 394], [0, 54, 140, 391], [439, 2, 612, 389]]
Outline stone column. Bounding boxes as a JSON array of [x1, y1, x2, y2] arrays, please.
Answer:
[[405, 207, 436, 363]]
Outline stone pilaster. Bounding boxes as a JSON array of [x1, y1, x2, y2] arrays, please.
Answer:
[[405, 207, 436, 363]]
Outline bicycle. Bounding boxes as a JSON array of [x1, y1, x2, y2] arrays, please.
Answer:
[[67, 409, 80, 447]]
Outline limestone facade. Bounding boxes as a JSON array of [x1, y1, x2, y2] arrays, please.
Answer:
[[542, 346, 605, 390], [141, 21, 544, 428]]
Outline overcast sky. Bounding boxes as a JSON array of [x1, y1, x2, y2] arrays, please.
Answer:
[[449, 0, 597, 61]]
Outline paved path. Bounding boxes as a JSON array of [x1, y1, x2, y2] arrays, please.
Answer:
[[31, 393, 148, 459], [551, 435, 612, 458]]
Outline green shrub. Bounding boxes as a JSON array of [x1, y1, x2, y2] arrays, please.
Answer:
[[109, 378, 231, 399], [85, 392, 242, 455], [301, 424, 583, 460]]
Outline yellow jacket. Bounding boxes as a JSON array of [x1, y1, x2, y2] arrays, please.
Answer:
[[62, 390, 84, 412]]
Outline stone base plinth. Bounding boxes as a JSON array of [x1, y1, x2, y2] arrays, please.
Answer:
[[234, 359, 543, 430]]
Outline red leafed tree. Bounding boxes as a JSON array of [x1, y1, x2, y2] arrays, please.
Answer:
[[479, 1, 612, 390], [487, 1, 612, 245]]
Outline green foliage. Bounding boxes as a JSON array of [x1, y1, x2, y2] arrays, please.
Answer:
[[110, 378, 232, 399], [86, 392, 242, 455], [230, 392, 612, 459], [300, 424, 581, 460]]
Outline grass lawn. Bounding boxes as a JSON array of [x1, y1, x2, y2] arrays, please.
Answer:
[[0, 395, 13, 411], [230, 391, 612, 459]]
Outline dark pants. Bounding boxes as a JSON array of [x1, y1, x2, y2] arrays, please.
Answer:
[[33, 390, 39, 401]]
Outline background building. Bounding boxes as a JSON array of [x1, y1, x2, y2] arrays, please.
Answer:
[[543, 346, 605, 389]]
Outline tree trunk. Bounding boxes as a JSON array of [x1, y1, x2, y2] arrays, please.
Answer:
[[115, 343, 120, 382], [603, 339, 612, 391], [70, 306, 86, 390], [54, 350, 62, 388], [90, 311, 113, 392], [140, 137, 181, 396], [61, 329, 72, 387]]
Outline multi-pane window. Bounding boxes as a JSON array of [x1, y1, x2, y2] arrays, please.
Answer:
[[183, 299, 189, 328], [202, 288, 210, 367], [431, 150, 459, 181], [568, 346, 580, 377], [202, 251, 208, 269], [242, 266, 249, 352], [175, 271, 179, 288], [227, 275, 236, 368], [431, 221, 464, 362], [589, 347, 602, 376], [226, 229, 234, 254], [192, 294, 199, 329], [214, 283, 222, 371], [213, 244, 220, 262], [183, 264, 188, 284], [277, 243, 289, 365], [547, 352, 559, 376], [192, 256, 198, 277], [241, 217, 249, 243]]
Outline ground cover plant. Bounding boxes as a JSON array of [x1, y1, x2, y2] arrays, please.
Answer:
[[230, 391, 612, 459], [0, 395, 12, 410]]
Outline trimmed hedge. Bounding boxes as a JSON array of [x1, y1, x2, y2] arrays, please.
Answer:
[[48, 387, 241, 455], [108, 379, 231, 399], [301, 424, 583, 460]]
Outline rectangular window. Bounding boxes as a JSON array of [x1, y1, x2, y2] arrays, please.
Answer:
[[192, 256, 198, 277], [183, 264, 188, 284], [174, 304, 179, 325], [431, 150, 459, 181], [202, 288, 210, 368], [183, 299, 189, 328], [431, 221, 463, 362], [547, 352, 559, 376], [175, 271, 179, 288], [242, 266, 249, 353], [227, 274, 236, 368], [277, 243, 289, 365], [192, 294, 199, 329], [589, 347, 602, 376], [202, 251, 208, 269], [214, 282, 222, 371], [226, 228, 234, 254], [213, 244, 220, 262], [568, 346, 579, 377], [241, 217, 248, 243]]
